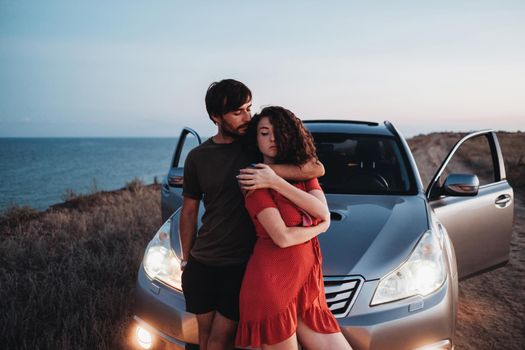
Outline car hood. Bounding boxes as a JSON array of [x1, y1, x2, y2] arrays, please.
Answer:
[[319, 193, 429, 280]]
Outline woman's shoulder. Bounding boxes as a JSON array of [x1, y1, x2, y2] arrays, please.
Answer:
[[303, 177, 322, 192], [287, 178, 320, 192], [244, 188, 279, 218], [245, 188, 277, 208], [245, 188, 272, 198]]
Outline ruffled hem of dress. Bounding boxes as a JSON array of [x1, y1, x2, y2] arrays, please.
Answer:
[[299, 300, 340, 335], [236, 259, 339, 348], [298, 260, 340, 335], [236, 300, 298, 348]]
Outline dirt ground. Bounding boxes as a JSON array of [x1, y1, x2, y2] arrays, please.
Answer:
[[407, 132, 525, 350]]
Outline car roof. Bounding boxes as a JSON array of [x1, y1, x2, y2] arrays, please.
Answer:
[[303, 120, 396, 137]]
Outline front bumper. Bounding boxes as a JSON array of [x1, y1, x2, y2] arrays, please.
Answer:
[[133, 263, 198, 349], [337, 278, 455, 349], [134, 265, 456, 350]]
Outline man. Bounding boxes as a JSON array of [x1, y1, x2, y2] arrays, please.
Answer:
[[179, 79, 324, 350]]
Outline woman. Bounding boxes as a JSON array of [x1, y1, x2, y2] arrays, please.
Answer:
[[236, 106, 352, 350]]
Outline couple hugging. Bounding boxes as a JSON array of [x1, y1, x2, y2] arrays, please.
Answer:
[[180, 79, 352, 350]]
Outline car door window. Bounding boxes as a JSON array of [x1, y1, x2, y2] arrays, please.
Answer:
[[440, 134, 496, 186], [173, 132, 200, 168]]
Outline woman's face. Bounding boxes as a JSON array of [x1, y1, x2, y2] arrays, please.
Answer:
[[256, 117, 278, 162]]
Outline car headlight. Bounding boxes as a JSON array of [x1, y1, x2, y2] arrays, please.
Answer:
[[143, 219, 182, 291], [371, 229, 446, 305]]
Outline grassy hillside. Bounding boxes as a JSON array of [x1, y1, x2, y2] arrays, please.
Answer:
[[0, 182, 162, 349]]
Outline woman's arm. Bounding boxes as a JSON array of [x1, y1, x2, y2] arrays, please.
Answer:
[[238, 164, 329, 221], [256, 207, 329, 248], [273, 181, 329, 222]]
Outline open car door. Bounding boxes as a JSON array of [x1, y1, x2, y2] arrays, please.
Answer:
[[161, 128, 201, 222], [167, 127, 202, 186], [427, 130, 513, 279]]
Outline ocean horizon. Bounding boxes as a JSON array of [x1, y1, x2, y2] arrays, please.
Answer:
[[0, 137, 183, 212]]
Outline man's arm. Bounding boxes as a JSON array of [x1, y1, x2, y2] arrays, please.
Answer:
[[238, 158, 324, 189], [270, 157, 324, 181], [179, 196, 200, 263], [238, 164, 329, 219]]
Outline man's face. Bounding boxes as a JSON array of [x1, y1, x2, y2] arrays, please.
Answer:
[[215, 100, 252, 138]]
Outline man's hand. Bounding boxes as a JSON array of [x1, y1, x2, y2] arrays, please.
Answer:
[[237, 163, 283, 191]]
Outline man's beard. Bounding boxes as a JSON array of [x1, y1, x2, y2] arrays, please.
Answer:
[[220, 120, 249, 139]]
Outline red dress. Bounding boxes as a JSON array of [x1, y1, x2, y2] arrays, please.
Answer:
[[236, 178, 340, 348]]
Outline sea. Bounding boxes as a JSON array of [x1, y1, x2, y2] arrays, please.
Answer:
[[0, 138, 184, 212]]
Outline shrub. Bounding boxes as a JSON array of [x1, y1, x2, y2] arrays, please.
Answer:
[[62, 188, 81, 202], [125, 177, 145, 193], [0, 204, 39, 230]]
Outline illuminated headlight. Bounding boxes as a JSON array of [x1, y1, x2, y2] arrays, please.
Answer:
[[136, 326, 153, 349], [143, 219, 182, 290], [371, 230, 446, 305]]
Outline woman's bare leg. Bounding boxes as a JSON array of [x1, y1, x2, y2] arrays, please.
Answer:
[[261, 332, 299, 350], [296, 318, 352, 350]]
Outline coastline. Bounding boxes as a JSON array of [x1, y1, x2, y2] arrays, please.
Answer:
[[0, 137, 176, 212]]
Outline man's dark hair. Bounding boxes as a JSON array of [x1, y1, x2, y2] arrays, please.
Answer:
[[205, 79, 252, 122]]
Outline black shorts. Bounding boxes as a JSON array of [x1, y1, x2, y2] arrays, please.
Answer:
[[181, 255, 247, 321]]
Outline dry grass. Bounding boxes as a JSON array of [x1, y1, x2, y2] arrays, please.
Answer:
[[0, 183, 161, 350]]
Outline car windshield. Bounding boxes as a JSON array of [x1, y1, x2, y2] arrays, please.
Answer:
[[312, 133, 414, 195]]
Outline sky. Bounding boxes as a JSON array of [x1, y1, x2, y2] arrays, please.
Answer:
[[0, 0, 524, 137]]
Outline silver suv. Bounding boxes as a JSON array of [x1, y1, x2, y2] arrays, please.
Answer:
[[134, 120, 513, 350]]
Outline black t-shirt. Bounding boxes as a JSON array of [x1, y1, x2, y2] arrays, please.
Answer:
[[182, 137, 257, 266]]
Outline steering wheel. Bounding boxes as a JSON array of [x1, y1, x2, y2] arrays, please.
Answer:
[[348, 171, 390, 191], [371, 173, 389, 189]]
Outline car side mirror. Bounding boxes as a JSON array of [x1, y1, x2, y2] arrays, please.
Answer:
[[168, 175, 184, 188], [167, 168, 184, 188], [443, 173, 479, 196]]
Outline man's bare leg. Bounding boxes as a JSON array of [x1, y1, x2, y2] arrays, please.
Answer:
[[207, 312, 238, 350], [196, 311, 215, 350]]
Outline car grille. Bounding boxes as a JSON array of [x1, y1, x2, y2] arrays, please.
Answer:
[[323, 276, 363, 318]]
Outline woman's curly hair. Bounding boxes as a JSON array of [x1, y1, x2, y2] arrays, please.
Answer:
[[247, 106, 318, 166]]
